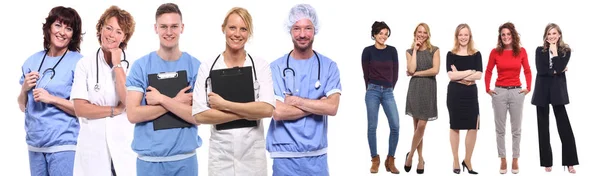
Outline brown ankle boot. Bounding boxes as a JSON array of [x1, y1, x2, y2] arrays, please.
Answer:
[[370, 155, 380, 173], [385, 155, 400, 174]]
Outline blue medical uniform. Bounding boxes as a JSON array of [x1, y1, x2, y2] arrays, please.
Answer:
[[125, 51, 202, 176], [267, 52, 342, 176], [19, 50, 83, 176]]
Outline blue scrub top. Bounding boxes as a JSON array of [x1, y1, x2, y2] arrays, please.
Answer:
[[126, 51, 202, 157], [266, 52, 342, 157], [19, 50, 82, 152]]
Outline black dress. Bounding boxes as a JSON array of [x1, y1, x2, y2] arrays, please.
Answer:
[[446, 51, 482, 129]]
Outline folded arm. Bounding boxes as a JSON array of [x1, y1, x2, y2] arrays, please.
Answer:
[[126, 91, 168, 124], [272, 100, 311, 121]]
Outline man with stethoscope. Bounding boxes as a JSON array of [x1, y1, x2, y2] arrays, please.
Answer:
[[266, 4, 342, 176], [70, 6, 137, 176]]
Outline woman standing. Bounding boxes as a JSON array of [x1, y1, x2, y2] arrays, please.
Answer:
[[361, 21, 400, 174], [403, 22, 440, 175], [192, 7, 275, 176], [71, 5, 137, 176], [446, 24, 481, 175], [484, 22, 532, 174], [530, 23, 578, 174], [17, 6, 83, 176]]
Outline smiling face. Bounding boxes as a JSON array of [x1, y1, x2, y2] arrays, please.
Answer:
[[415, 25, 429, 43], [223, 13, 249, 51], [48, 20, 73, 51], [291, 18, 315, 52], [500, 28, 513, 47], [457, 27, 470, 47], [374, 28, 389, 46], [155, 13, 183, 50], [100, 16, 125, 50], [545, 27, 561, 44]]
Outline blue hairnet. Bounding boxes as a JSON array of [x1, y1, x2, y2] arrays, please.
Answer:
[[286, 4, 319, 35]]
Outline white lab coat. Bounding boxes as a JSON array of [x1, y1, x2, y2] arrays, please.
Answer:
[[193, 54, 275, 176], [71, 50, 136, 176]]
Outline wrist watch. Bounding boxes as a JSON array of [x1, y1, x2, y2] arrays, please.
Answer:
[[112, 64, 122, 70]]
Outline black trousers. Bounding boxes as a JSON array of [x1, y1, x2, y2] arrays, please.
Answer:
[[536, 105, 579, 167]]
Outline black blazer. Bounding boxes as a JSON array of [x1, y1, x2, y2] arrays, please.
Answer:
[[531, 46, 571, 106]]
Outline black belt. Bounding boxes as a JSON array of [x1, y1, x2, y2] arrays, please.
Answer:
[[496, 86, 521, 89]]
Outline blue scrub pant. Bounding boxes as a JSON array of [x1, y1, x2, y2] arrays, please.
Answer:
[[137, 155, 198, 176], [28, 151, 75, 176], [273, 154, 328, 176]]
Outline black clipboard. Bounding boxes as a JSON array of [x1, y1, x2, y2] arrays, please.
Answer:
[[210, 66, 258, 130], [148, 70, 194, 130]]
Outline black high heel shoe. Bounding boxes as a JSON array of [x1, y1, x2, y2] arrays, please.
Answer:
[[462, 160, 479, 174], [403, 152, 412, 172], [453, 168, 461, 174], [416, 161, 425, 174]]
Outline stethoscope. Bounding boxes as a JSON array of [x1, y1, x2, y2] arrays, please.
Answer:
[[204, 53, 259, 104], [94, 47, 128, 92], [282, 50, 321, 95], [34, 49, 68, 89]]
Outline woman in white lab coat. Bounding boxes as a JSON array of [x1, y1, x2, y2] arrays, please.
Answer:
[[192, 7, 275, 176], [71, 6, 137, 176]]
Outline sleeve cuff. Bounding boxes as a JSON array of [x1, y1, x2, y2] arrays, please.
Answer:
[[326, 89, 342, 96], [127, 86, 144, 92], [275, 95, 284, 103]]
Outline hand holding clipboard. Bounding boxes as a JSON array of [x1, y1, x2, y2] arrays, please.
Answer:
[[147, 70, 194, 130]]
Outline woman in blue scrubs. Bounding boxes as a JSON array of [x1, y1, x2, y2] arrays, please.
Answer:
[[17, 6, 83, 176]]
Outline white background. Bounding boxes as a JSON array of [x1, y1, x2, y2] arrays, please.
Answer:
[[1, 0, 598, 175]]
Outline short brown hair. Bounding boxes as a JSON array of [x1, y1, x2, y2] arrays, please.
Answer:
[[43, 6, 82, 52], [156, 3, 182, 20], [95, 6, 135, 49]]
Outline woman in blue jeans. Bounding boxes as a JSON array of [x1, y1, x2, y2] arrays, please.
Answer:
[[361, 21, 400, 174]]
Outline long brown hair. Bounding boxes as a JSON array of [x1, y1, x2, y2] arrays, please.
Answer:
[[496, 22, 521, 57], [542, 23, 571, 56]]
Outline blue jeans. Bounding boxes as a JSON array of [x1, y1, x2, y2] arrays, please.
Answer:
[[365, 83, 400, 157]]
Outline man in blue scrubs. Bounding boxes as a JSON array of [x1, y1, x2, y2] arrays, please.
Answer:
[[125, 3, 201, 175], [267, 4, 342, 176]]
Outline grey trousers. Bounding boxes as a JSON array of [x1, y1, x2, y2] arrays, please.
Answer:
[[492, 87, 525, 158]]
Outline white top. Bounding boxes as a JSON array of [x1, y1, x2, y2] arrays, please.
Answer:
[[71, 50, 136, 176], [193, 53, 275, 176]]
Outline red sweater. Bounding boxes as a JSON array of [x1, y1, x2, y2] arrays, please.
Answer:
[[484, 47, 532, 92]]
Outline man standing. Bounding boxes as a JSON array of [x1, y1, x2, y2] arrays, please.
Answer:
[[267, 4, 342, 176], [125, 3, 201, 175]]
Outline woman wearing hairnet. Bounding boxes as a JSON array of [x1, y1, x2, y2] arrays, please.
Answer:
[[267, 4, 342, 176], [192, 7, 275, 176]]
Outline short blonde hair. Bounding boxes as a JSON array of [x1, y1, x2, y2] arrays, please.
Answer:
[[221, 7, 253, 37], [95, 6, 135, 49]]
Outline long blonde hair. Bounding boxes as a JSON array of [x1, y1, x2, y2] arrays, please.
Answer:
[[451, 23, 477, 55], [411, 23, 433, 52]]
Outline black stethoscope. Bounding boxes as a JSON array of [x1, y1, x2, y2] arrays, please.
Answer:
[[282, 50, 321, 95], [94, 47, 128, 92], [34, 49, 68, 89], [204, 53, 259, 103]]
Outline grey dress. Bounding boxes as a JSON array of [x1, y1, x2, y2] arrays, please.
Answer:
[[406, 46, 438, 121]]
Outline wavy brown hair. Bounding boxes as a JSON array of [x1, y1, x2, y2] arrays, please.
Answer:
[[42, 6, 82, 52], [496, 22, 521, 57], [95, 6, 135, 50], [542, 23, 570, 56]]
